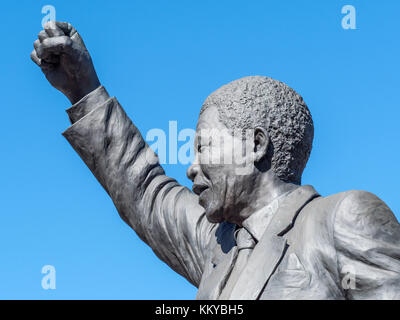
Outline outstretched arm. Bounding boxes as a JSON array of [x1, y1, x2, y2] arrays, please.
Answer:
[[31, 21, 215, 287]]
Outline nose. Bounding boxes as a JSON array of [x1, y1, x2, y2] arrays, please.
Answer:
[[187, 162, 200, 182]]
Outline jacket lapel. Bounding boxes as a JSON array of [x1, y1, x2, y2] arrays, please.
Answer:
[[196, 246, 237, 300], [196, 222, 237, 300], [228, 185, 320, 300]]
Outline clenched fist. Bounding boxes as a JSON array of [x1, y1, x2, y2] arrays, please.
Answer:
[[31, 21, 100, 104]]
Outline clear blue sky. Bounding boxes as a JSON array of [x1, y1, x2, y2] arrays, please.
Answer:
[[0, 0, 399, 299]]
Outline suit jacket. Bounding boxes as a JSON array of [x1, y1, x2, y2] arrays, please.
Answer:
[[62, 86, 400, 300]]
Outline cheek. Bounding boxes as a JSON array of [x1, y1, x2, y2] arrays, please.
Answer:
[[200, 163, 219, 186], [200, 164, 225, 195]]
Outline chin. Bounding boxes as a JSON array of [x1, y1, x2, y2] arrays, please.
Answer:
[[205, 210, 225, 224], [199, 195, 224, 223]]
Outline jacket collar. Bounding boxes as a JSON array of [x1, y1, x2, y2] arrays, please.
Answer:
[[242, 189, 291, 242], [226, 185, 320, 300]]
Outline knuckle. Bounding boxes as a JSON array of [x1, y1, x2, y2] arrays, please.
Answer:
[[63, 36, 73, 46], [30, 50, 40, 63], [68, 23, 77, 35], [41, 38, 51, 47], [44, 21, 53, 28], [43, 37, 63, 47], [33, 39, 40, 49], [40, 36, 72, 56], [36, 47, 44, 58], [38, 30, 47, 40]]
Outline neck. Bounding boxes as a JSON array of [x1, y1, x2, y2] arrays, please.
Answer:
[[235, 171, 298, 226]]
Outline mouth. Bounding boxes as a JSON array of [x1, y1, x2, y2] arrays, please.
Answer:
[[192, 184, 209, 196]]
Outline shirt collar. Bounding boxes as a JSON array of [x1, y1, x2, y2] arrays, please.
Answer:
[[241, 190, 291, 242]]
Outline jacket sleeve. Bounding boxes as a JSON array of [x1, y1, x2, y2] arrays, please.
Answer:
[[62, 86, 215, 287], [333, 190, 400, 299]]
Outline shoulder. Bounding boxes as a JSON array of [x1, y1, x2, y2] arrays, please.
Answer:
[[330, 190, 400, 243], [334, 190, 396, 224], [294, 189, 399, 240], [305, 189, 395, 222], [336, 189, 389, 209]]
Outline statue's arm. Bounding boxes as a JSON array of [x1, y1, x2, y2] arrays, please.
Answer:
[[333, 190, 400, 299], [63, 87, 214, 287], [31, 21, 215, 287]]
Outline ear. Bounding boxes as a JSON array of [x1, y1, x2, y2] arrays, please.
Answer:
[[253, 127, 270, 163]]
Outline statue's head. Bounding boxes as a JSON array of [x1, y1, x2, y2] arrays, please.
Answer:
[[187, 76, 313, 224]]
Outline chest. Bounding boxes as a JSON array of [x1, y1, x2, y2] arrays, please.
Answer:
[[198, 235, 343, 300]]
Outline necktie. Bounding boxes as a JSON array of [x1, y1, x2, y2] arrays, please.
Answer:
[[218, 227, 256, 299]]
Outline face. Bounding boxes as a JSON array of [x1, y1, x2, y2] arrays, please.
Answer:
[[187, 105, 256, 224]]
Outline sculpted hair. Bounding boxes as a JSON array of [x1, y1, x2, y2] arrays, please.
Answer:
[[200, 76, 314, 184]]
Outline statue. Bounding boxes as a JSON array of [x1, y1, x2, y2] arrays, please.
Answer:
[[31, 21, 400, 299]]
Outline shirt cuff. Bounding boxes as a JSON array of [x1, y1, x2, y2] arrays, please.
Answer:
[[66, 86, 110, 124]]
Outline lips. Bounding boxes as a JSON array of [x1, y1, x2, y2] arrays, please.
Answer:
[[192, 184, 209, 196]]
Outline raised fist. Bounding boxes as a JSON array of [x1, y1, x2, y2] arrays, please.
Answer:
[[31, 21, 100, 104]]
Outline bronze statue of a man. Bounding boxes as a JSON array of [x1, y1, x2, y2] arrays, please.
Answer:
[[31, 21, 400, 299]]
